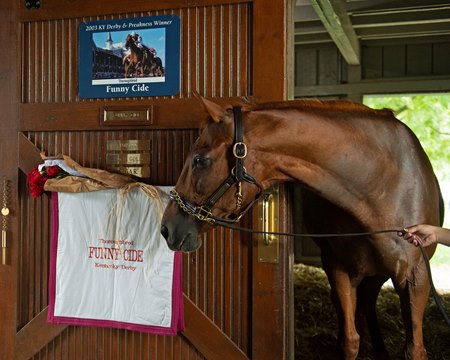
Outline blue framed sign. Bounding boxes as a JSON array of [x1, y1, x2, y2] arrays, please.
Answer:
[[78, 15, 180, 99]]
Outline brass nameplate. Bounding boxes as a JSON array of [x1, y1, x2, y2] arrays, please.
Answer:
[[106, 139, 151, 178], [106, 153, 150, 165], [102, 106, 153, 126], [107, 140, 151, 152], [108, 166, 151, 178]]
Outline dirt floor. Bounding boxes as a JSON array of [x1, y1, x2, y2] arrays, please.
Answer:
[[293, 264, 450, 360]]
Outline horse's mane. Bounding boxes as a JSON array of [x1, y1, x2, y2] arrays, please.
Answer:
[[242, 98, 395, 118], [198, 98, 395, 129]]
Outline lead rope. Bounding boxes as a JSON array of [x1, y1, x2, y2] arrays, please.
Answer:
[[419, 245, 450, 328], [212, 221, 450, 328], [211, 221, 403, 238]]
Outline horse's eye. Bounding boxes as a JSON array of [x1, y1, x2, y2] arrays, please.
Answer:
[[192, 155, 210, 169]]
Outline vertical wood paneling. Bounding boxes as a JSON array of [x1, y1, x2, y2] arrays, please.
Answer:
[[317, 46, 338, 85], [22, 3, 251, 103], [361, 45, 383, 79], [406, 43, 432, 76], [295, 46, 316, 87], [433, 42, 450, 75], [295, 44, 345, 88], [20, 128, 249, 357], [359, 40, 450, 81], [19, 1, 253, 358], [383, 45, 406, 78], [30, 326, 208, 360]]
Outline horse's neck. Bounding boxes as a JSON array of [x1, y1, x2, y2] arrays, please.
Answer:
[[246, 106, 438, 229], [248, 109, 357, 173], [129, 42, 140, 53], [247, 109, 395, 224]]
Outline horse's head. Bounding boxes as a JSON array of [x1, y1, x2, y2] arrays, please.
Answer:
[[125, 35, 133, 48], [161, 95, 261, 252]]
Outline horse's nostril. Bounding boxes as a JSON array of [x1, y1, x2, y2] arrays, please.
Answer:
[[160, 225, 169, 240]]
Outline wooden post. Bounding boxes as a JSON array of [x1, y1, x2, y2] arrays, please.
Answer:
[[252, 0, 294, 359], [0, 1, 19, 360]]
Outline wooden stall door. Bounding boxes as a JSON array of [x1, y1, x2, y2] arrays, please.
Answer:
[[0, 1, 293, 359]]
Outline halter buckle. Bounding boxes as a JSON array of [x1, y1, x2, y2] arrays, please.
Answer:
[[233, 142, 247, 159], [195, 206, 215, 223]]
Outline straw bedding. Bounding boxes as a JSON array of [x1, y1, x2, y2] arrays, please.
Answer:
[[294, 263, 450, 359]]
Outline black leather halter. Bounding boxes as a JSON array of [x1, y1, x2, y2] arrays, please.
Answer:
[[169, 107, 262, 225]]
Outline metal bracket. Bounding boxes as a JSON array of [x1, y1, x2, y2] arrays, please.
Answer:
[[257, 186, 279, 263], [1, 177, 9, 265]]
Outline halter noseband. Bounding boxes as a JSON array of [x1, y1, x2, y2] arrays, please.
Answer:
[[169, 107, 262, 225]]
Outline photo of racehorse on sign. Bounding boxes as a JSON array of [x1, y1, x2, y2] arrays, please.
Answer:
[[91, 29, 165, 81], [78, 15, 180, 99], [122, 32, 164, 79]]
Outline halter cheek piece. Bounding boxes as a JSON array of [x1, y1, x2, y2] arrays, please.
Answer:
[[169, 107, 263, 225]]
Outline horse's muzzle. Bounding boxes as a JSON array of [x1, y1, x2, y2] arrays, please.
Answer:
[[161, 203, 201, 252]]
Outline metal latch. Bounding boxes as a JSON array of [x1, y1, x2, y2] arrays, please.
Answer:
[[257, 186, 279, 263]]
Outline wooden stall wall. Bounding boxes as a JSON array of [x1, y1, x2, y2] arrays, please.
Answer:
[[361, 39, 450, 80], [294, 39, 450, 99], [0, 0, 293, 359], [0, 2, 20, 360]]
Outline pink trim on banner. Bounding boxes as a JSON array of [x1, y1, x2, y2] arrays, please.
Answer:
[[47, 192, 184, 335], [47, 193, 59, 322]]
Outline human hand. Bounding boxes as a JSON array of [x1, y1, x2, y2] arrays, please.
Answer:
[[398, 224, 441, 247]]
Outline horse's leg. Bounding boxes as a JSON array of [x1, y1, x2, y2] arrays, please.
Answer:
[[304, 191, 362, 359], [135, 61, 140, 77], [322, 256, 360, 360], [394, 265, 429, 360], [356, 275, 390, 359], [123, 54, 130, 78]]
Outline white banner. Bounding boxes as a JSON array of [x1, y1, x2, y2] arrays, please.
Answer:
[[47, 187, 184, 335]]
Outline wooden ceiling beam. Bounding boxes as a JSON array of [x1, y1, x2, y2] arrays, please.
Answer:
[[294, 22, 450, 44], [310, 0, 360, 65], [351, 5, 450, 27]]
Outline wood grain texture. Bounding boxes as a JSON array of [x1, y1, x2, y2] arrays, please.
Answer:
[[9, 0, 293, 359]]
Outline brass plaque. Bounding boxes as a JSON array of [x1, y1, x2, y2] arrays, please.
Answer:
[[106, 139, 151, 178], [106, 153, 151, 165], [108, 166, 151, 178], [102, 106, 153, 126], [107, 140, 150, 152]]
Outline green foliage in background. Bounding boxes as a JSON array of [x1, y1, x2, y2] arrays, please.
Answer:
[[364, 94, 450, 180]]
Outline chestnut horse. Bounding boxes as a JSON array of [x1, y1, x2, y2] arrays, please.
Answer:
[[124, 35, 164, 78], [124, 35, 143, 77], [161, 95, 441, 360]]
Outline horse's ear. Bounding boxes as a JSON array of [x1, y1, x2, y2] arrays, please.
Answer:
[[194, 92, 229, 123]]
